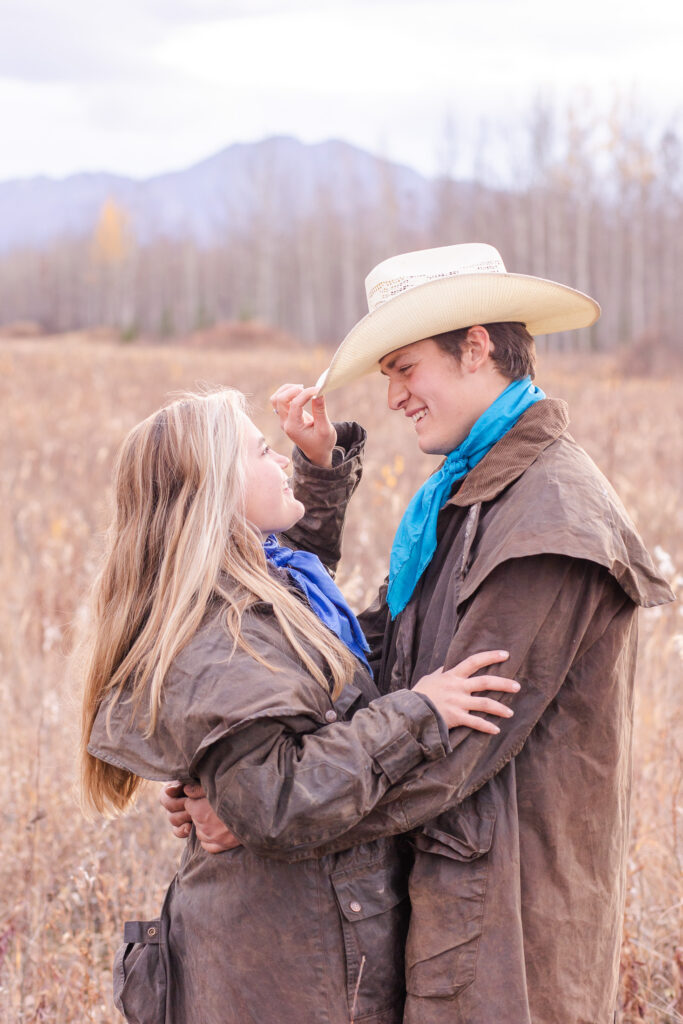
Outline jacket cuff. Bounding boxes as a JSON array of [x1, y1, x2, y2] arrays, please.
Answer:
[[371, 690, 450, 785], [291, 421, 366, 481]]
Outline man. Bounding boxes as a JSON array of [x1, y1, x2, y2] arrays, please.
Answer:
[[164, 244, 674, 1023]]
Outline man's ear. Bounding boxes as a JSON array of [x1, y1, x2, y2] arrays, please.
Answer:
[[463, 326, 492, 372]]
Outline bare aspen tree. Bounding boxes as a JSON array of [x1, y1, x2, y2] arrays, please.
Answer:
[[1, 111, 682, 355]]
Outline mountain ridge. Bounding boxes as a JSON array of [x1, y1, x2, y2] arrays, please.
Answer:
[[0, 136, 452, 252]]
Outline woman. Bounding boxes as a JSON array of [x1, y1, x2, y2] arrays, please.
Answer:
[[80, 387, 518, 1024]]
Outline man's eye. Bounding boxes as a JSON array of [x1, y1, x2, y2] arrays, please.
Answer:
[[398, 364, 412, 374]]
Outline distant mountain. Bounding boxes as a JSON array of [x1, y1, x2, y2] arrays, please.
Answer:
[[0, 137, 445, 253]]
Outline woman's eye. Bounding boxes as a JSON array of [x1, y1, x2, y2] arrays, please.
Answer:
[[262, 445, 271, 455]]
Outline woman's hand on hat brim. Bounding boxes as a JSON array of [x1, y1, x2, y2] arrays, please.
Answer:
[[270, 383, 337, 468]]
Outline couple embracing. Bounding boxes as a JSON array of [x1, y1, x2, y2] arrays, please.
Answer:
[[81, 243, 673, 1024]]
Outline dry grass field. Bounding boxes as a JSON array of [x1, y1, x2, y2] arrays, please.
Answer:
[[0, 334, 681, 1022]]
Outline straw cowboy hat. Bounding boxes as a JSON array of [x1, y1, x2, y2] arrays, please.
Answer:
[[316, 242, 600, 394]]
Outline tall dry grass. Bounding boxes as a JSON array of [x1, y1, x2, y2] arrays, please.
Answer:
[[0, 336, 680, 1022]]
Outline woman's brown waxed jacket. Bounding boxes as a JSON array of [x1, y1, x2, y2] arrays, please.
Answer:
[[89, 424, 454, 1024]]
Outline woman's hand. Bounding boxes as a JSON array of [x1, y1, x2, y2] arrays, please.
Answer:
[[413, 650, 520, 733], [269, 384, 336, 468]]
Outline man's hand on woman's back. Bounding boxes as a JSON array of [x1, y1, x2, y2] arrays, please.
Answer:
[[159, 781, 242, 853]]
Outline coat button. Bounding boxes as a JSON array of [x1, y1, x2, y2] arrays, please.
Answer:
[[349, 901, 362, 913], [147, 927, 157, 937], [324, 710, 337, 722]]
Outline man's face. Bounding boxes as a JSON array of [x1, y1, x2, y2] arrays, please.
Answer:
[[379, 337, 485, 454]]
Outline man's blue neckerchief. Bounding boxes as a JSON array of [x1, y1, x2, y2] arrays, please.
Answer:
[[387, 376, 546, 619], [263, 535, 372, 674]]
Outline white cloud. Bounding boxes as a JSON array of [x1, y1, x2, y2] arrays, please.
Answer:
[[0, 0, 680, 180]]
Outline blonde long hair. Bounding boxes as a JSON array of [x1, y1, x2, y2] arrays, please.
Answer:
[[80, 387, 357, 815]]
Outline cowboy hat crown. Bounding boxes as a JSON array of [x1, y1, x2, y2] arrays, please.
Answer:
[[317, 242, 600, 394]]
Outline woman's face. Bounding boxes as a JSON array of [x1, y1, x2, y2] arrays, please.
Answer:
[[243, 417, 305, 535]]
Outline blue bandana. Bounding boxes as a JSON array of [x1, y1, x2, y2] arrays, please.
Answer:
[[387, 377, 546, 618], [263, 535, 372, 673]]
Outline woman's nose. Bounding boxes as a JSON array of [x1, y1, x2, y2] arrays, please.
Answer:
[[275, 450, 290, 468]]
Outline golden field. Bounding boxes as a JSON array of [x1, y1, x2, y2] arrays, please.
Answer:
[[0, 334, 681, 1022]]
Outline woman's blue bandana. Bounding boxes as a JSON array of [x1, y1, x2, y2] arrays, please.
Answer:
[[264, 535, 372, 673]]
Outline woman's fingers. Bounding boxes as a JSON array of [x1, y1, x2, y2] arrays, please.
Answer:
[[449, 649, 509, 677], [310, 394, 328, 424], [269, 382, 336, 466], [468, 674, 521, 694], [270, 384, 314, 418], [467, 696, 514, 717], [269, 383, 304, 407], [285, 386, 320, 431], [457, 714, 502, 735], [269, 384, 306, 426], [288, 385, 320, 409]]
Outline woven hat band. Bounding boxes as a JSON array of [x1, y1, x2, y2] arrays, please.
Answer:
[[365, 243, 506, 312]]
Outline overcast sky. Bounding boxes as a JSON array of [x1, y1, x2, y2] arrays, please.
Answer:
[[0, 0, 679, 182]]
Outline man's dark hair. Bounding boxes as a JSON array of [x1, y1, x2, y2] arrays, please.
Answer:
[[433, 322, 537, 381]]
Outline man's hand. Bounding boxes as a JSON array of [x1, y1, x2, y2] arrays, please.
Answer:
[[159, 781, 242, 854], [269, 383, 336, 468], [184, 783, 243, 854], [159, 780, 193, 839]]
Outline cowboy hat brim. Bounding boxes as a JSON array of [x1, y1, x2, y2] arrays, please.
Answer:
[[317, 271, 600, 394]]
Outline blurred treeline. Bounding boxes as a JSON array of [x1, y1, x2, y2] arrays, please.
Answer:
[[1, 98, 682, 351]]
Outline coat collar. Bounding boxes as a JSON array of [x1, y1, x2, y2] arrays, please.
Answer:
[[446, 398, 570, 507]]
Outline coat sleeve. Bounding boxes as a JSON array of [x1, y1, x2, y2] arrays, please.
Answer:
[[253, 553, 632, 860], [192, 686, 449, 855], [281, 421, 366, 573]]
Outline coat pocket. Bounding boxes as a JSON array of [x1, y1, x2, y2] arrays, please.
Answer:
[[405, 808, 495, 999], [113, 917, 168, 1024], [331, 856, 409, 1020]]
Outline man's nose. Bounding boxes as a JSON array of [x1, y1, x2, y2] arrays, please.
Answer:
[[387, 378, 408, 411]]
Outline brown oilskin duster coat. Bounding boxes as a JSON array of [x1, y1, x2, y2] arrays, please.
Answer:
[[285, 401, 674, 1024], [89, 424, 459, 1024]]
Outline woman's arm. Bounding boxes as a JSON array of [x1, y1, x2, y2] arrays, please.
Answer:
[[276, 556, 629, 861], [171, 653, 518, 856], [272, 384, 365, 573], [179, 557, 621, 861]]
